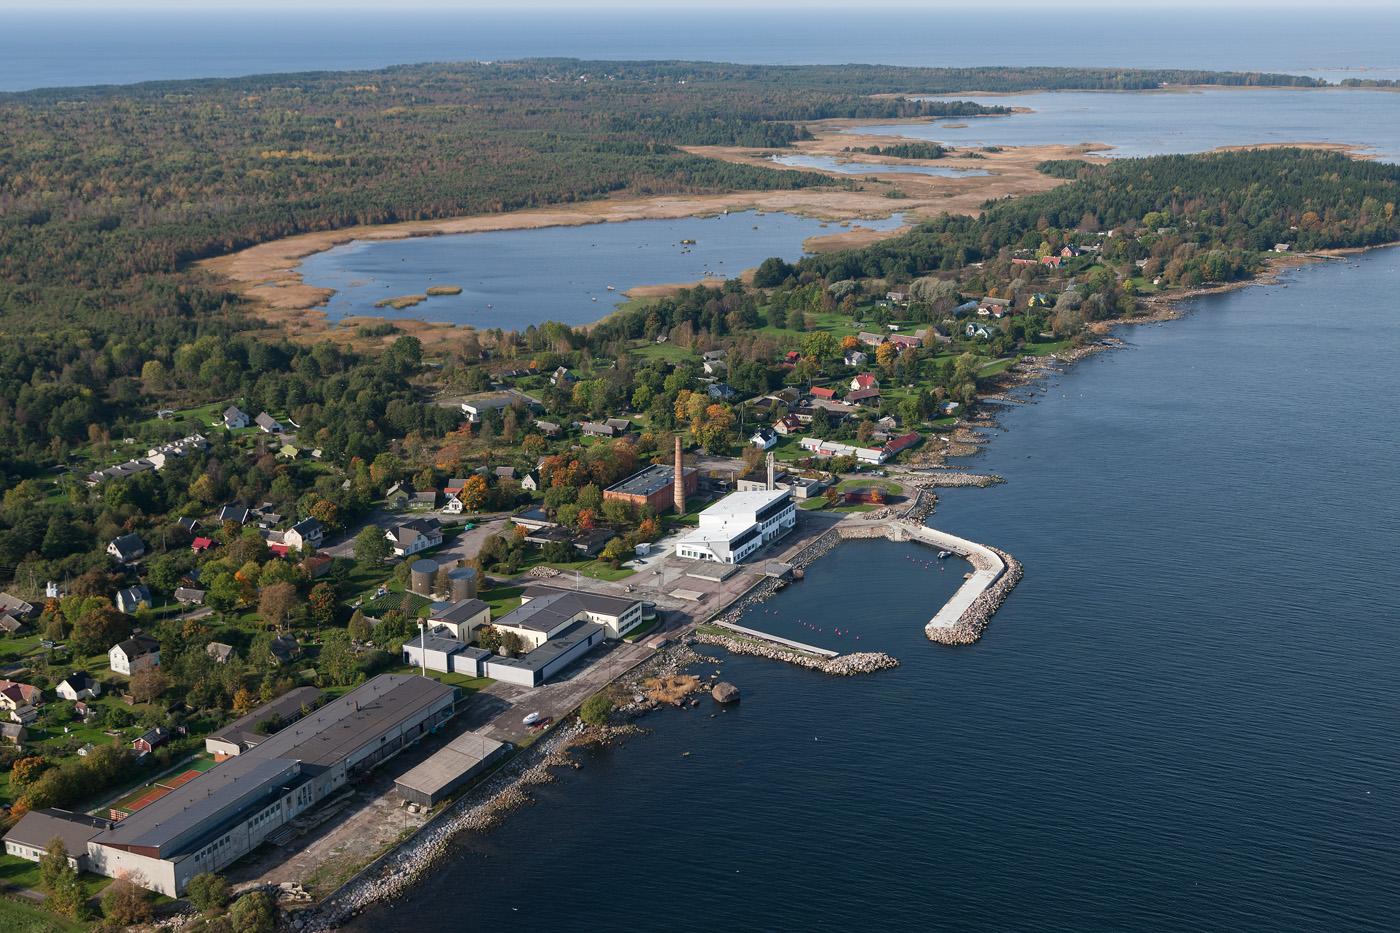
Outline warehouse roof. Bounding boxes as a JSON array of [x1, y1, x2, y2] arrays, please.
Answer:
[[604, 463, 694, 498], [205, 686, 325, 752]]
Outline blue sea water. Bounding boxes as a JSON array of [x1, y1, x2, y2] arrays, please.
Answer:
[[345, 245, 1400, 933], [295, 211, 904, 330], [2, 7, 1400, 92], [853, 88, 1400, 162]]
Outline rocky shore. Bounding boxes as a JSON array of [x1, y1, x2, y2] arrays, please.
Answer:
[[694, 630, 899, 676]]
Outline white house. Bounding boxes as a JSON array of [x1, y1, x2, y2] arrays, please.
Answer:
[[56, 672, 102, 702], [749, 427, 778, 450], [109, 634, 161, 676], [425, 598, 492, 640], [107, 534, 146, 563], [254, 412, 283, 433], [675, 488, 796, 565], [114, 585, 151, 614], [385, 518, 443, 557], [223, 406, 250, 430]]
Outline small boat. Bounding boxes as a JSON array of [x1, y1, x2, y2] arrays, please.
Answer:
[[937, 550, 951, 560], [606, 284, 616, 291], [522, 712, 542, 726]]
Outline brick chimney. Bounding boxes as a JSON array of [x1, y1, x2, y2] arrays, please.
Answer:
[[766, 451, 776, 491], [673, 436, 686, 514]]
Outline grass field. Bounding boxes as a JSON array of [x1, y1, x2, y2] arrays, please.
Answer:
[[0, 897, 87, 933]]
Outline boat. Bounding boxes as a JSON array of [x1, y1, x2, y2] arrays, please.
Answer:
[[937, 550, 951, 560], [606, 284, 615, 291], [522, 712, 542, 726]]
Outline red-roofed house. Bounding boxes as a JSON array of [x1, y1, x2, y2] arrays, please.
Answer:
[[809, 386, 838, 401], [882, 431, 923, 458], [191, 537, 214, 554], [850, 373, 879, 392]]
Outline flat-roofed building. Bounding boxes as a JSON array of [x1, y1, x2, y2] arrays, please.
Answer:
[[3, 809, 113, 870], [425, 598, 491, 640], [9, 675, 457, 897], [394, 731, 508, 806], [204, 686, 325, 759], [676, 488, 796, 565], [603, 463, 698, 515]]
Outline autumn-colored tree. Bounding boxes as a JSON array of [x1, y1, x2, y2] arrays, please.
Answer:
[[309, 498, 338, 529], [12, 755, 48, 786], [189, 473, 219, 504], [130, 667, 170, 703], [258, 581, 298, 631], [577, 508, 596, 531], [307, 582, 337, 627], [232, 686, 258, 714], [840, 334, 861, 352], [72, 606, 132, 656], [458, 474, 489, 512], [103, 873, 154, 926], [875, 342, 898, 368], [522, 433, 547, 457]]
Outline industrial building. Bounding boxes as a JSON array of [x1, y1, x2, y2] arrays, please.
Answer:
[[3, 675, 456, 897], [203, 686, 325, 759], [394, 731, 508, 806], [675, 487, 797, 564], [603, 463, 698, 514]]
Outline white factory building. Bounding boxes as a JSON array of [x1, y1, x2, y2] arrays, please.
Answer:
[[676, 487, 796, 564]]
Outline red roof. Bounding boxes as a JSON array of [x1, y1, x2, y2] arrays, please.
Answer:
[[882, 431, 922, 455], [784, 351, 800, 362], [191, 537, 214, 551], [852, 373, 879, 390], [810, 386, 837, 400]]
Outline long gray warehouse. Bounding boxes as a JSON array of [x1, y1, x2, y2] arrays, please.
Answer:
[[2, 674, 456, 897]]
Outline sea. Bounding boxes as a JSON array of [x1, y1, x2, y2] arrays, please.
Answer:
[[343, 240, 1400, 933], [10, 7, 1400, 930]]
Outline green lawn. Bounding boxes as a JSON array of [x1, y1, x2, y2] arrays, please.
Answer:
[[479, 585, 525, 618], [0, 855, 111, 904], [384, 664, 491, 693], [630, 342, 698, 363], [622, 618, 660, 643], [835, 478, 903, 496], [0, 897, 87, 933]]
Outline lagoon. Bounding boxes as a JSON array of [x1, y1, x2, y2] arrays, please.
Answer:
[[295, 211, 904, 331], [345, 246, 1400, 931], [854, 88, 1400, 162], [770, 153, 990, 178]]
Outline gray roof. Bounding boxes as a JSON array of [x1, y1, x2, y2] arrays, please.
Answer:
[[114, 633, 159, 658], [499, 586, 639, 635], [109, 534, 145, 560], [394, 730, 505, 801], [232, 674, 453, 770], [206, 686, 324, 751], [489, 620, 605, 673], [605, 463, 692, 498], [405, 632, 470, 654], [428, 598, 490, 627], [94, 754, 301, 855], [4, 809, 113, 854]]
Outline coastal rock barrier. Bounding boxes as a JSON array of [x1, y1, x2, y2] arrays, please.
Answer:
[[917, 472, 1004, 489], [694, 630, 899, 676], [836, 518, 1021, 646]]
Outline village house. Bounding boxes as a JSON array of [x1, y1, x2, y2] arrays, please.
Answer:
[[107, 533, 146, 564], [857, 331, 887, 348], [550, 366, 576, 387], [269, 635, 301, 665], [115, 584, 152, 614], [56, 672, 101, 702], [0, 592, 35, 619], [533, 419, 562, 437], [0, 680, 42, 722], [851, 373, 880, 392], [703, 358, 727, 376], [1, 723, 27, 745], [846, 387, 881, 406], [0, 613, 25, 635], [843, 349, 868, 367], [889, 331, 927, 350], [132, 726, 169, 755], [175, 587, 206, 606], [773, 415, 804, 436], [191, 536, 214, 554], [254, 412, 283, 433], [520, 472, 539, 492], [750, 427, 778, 450], [217, 504, 251, 525], [206, 642, 235, 664], [266, 517, 324, 555], [109, 633, 161, 676], [223, 405, 250, 429], [385, 517, 443, 557], [460, 392, 516, 422], [809, 386, 838, 401]]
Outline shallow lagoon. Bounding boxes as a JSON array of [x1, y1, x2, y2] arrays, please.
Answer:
[[770, 153, 990, 177], [296, 210, 904, 330], [853, 88, 1400, 162]]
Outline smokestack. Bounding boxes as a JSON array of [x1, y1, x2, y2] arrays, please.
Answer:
[[674, 436, 686, 514], [766, 452, 776, 491]]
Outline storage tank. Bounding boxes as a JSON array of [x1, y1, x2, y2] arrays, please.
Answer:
[[410, 558, 439, 596], [448, 566, 479, 601]]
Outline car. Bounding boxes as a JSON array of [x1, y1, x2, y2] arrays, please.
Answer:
[[522, 711, 542, 726]]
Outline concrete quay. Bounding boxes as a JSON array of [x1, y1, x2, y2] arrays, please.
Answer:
[[836, 514, 1021, 646]]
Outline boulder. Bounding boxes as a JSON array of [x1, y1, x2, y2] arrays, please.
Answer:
[[711, 681, 741, 704]]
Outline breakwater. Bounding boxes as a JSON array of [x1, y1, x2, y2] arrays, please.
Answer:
[[694, 629, 899, 675]]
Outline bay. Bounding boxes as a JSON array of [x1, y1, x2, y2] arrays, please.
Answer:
[[853, 88, 1400, 162], [295, 211, 904, 330], [345, 245, 1400, 931]]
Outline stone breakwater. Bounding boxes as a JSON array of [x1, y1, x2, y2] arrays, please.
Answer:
[[917, 472, 1004, 488], [694, 630, 899, 676], [924, 545, 1023, 646], [836, 518, 1021, 646], [297, 725, 583, 932]]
